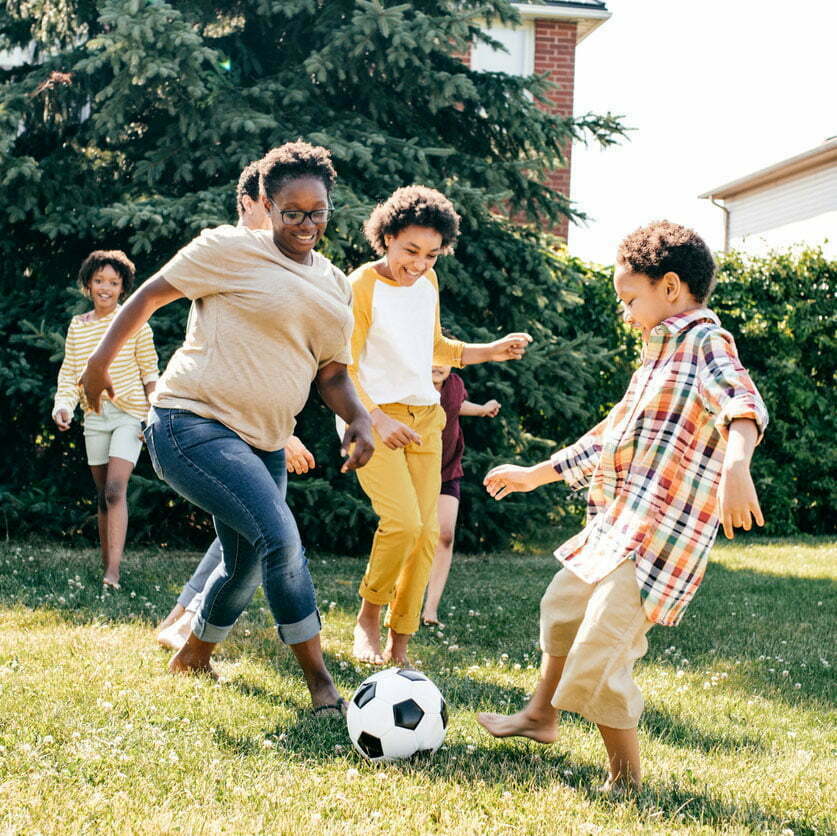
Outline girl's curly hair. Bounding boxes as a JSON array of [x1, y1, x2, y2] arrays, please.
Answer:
[[364, 185, 460, 256]]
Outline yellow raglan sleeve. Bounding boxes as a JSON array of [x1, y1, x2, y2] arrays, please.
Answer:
[[52, 318, 81, 417], [429, 269, 464, 368], [347, 270, 378, 413], [135, 322, 159, 384]]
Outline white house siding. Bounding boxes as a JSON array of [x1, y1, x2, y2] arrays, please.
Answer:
[[471, 22, 535, 76], [726, 164, 837, 241]]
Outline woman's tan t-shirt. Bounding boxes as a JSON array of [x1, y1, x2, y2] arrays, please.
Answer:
[[151, 225, 353, 451]]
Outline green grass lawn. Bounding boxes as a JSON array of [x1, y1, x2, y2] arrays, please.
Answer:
[[0, 537, 834, 835]]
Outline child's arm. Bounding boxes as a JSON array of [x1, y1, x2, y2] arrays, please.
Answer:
[[135, 322, 159, 403], [484, 414, 610, 500], [460, 399, 500, 418], [484, 459, 561, 500], [717, 418, 764, 539], [52, 320, 80, 431]]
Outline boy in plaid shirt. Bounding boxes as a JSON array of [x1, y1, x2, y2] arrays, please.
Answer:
[[477, 221, 768, 792]]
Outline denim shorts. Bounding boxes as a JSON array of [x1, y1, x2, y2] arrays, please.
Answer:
[[144, 407, 320, 645]]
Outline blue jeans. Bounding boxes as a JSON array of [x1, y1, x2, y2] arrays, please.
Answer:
[[145, 407, 320, 644]]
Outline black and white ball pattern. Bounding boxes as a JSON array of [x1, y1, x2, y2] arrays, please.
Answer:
[[347, 668, 448, 761]]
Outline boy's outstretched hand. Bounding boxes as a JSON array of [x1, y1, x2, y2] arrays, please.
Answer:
[[484, 463, 539, 500], [717, 461, 764, 539]]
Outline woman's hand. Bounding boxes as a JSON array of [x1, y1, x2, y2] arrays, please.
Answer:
[[52, 409, 72, 431], [371, 409, 421, 450], [341, 416, 375, 472], [80, 362, 115, 414], [285, 435, 316, 475]]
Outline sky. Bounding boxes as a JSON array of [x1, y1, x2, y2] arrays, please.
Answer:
[[567, 0, 837, 264]]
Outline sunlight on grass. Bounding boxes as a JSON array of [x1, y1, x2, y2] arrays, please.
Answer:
[[0, 538, 834, 834]]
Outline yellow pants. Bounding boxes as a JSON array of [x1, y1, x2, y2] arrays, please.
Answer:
[[356, 403, 445, 635]]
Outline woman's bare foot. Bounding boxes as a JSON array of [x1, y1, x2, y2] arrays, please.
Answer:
[[157, 603, 186, 633], [168, 633, 218, 680], [383, 629, 411, 667], [157, 610, 193, 651], [476, 708, 559, 744], [353, 622, 384, 664]]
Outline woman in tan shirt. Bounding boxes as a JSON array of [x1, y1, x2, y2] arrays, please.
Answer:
[[82, 142, 374, 715]]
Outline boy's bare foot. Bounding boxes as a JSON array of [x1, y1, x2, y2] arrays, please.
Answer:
[[157, 610, 193, 651], [168, 634, 218, 680], [383, 629, 411, 667], [476, 708, 559, 744], [353, 622, 383, 665]]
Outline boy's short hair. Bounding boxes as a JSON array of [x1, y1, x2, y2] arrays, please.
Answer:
[[617, 221, 716, 303], [235, 160, 261, 216], [363, 185, 460, 256], [77, 250, 135, 299], [258, 141, 337, 201]]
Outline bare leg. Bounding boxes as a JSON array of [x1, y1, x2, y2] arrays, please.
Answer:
[[89, 465, 110, 575], [290, 634, 343, 708], [598, 725, 642, 792], [476, 653, 566, 743], [157, 603, 187, 632], [101, 456, 134, 587], [383, 629, 411, 667], [353, 599, 384, 664], [169, 632, 217, 678], [421, 495, 459, 626]]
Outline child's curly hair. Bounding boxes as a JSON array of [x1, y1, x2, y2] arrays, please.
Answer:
[[235, 160, 261, 215], [77, 250, 136, 300], [258, 141, 337, 199], [617, 220, 716, 303], [364, 185, 460, 256]]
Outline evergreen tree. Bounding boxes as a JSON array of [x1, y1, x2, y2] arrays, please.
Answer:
[[0, 0, 625, 550]]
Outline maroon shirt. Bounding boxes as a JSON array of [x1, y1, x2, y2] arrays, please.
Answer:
[[440, 372, 468, 482]]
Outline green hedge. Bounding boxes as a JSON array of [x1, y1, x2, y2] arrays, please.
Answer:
[[2, 246, 832, 549]]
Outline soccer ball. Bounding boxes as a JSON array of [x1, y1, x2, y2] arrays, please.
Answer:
[[347, 667, 448, 762]]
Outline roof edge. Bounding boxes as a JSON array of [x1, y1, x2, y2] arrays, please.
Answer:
[[512, 3, 612, 43], [700, 138, 837, 200]]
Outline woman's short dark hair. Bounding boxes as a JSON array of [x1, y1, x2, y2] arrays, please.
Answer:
[[236, 160, 262, 215], [617, 220, 716, 303], [77, 250, 136, 299], [258, 141, 337, 200], [364, 185, 460, 256]]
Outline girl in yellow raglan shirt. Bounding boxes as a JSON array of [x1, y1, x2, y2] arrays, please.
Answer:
[[53, 250, 158, 590], [347, 186, 532, 666]]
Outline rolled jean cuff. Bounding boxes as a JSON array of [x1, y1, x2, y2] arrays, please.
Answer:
[[277, 608, 321, 645], [177, 586, 198, 609], [191, 611, 234, 644]]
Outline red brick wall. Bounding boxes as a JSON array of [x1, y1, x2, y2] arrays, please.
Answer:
[[533, 19, 577, 240]]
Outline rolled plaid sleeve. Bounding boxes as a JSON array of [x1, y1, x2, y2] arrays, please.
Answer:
[[697, 328, 769, 442], [550, 415, 609, 491]]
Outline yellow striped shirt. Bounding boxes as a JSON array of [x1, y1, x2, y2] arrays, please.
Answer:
[[53, 307, 159, 421]]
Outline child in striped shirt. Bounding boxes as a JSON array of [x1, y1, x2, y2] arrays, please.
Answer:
[[478, 221, 768, 793], [53, 250, 158, 589]]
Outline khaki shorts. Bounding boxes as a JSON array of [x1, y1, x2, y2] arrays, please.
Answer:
[[83, 401, 143, 467], [540, 560, 654, 729]]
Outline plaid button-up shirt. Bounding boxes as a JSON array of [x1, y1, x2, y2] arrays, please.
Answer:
[[551, 308, 768, 626]]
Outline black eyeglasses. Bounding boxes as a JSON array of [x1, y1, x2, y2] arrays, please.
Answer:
[[267, 201, 333, 226]]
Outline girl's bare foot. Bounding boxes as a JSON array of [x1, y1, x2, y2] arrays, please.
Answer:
[[421, 610, 442, 627], [383, 629, 411, 667], [353, 622, 383, 665], [476, 708, 559, 744], [168, 633, 218, 680]]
